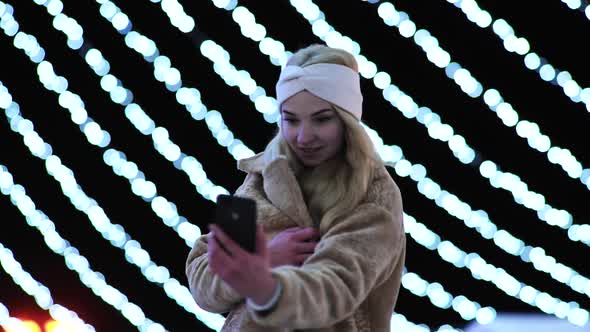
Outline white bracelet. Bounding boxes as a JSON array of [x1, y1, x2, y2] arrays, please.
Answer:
[[246, 280, 282, 312]]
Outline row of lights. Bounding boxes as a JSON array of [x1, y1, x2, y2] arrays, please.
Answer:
[[0, 244, 95, 331], [95, 0, 256, 162], [447, 0, 590, 113], [0, 165, 166, 331], [558, 0, 590, 20], [8, 0, 212, 255], [403, 212, 588, 325], [371, 1, 590, 240], [0, 306, 83, 332], [9, 1, 241, 330], [0, 84, 222, 330], [28, 0, 237, 252]]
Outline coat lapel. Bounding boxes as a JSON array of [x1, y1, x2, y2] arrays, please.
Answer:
[[238, 153, 314, 228]]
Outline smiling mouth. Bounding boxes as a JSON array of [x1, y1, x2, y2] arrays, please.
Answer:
[[299, 147, 321, 154]]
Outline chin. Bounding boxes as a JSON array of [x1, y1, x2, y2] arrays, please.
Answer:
[[297, 156, 324, 168]]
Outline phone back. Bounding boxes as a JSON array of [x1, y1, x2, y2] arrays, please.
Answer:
[[214, 194, 257, 253]]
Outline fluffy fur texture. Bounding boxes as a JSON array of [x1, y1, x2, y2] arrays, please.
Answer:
[[185, 151, 406, 331]]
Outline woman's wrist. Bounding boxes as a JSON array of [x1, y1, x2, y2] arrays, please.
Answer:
[[247, 276, 281, 311]]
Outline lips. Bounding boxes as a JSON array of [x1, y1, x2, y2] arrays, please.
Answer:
[[298, 147, 321, 154]]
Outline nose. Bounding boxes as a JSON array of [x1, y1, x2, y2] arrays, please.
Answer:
[[297, 123, 315, 145]]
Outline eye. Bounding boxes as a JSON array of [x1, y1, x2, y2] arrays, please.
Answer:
[[282, 118, 298, 124], [315, 116, 333, 123]]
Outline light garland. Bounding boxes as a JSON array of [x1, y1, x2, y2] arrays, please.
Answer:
[[0, 167, 167, 331], [288, 0, 590, 242], [403, 212, 589, 326], [0, 303, 32, 332], [557, 0, 590, 21], [0, 83, 225, 331], [445, 0, 590, 114], [369, 1, 589, 239], [91, 0, 255, 160], [0, 242, 96, 331]]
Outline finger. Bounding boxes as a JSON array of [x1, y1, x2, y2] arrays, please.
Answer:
[[284, 226, 303, 232], [292, 227, 319, 241], [209, 224, 244, 258], [209, 233, 235, 272], [296, 241, 318, 253]]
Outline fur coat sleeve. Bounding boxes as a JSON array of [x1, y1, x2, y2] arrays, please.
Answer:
[[184, 174, 258, 313]]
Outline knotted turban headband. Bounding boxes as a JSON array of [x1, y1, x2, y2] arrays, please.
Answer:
[[275, 63, 363, 120]]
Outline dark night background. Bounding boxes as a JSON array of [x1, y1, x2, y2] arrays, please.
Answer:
[[1, 0, 589, 331]]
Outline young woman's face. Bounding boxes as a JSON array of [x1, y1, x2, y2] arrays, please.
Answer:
[[280, 91, 345, 167]]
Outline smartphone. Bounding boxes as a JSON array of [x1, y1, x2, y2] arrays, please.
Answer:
[[211, 194, 257, 253]]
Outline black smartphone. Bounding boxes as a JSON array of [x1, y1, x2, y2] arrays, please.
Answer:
[[211, 194, 257, 253]]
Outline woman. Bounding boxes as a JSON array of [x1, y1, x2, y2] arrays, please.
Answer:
[[186, 44, 406, 331]]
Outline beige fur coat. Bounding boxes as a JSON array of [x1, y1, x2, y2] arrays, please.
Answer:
[[186, 152, 406, 331]]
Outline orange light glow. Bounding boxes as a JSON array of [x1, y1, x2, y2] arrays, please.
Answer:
[[4, 320, 42, 332], [44, 320, 77, 332]]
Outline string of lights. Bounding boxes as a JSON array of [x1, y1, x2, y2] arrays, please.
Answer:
[[286, 0, 590, 241], [31, 0, 241, 202], [145, 0, 590, 297], [173, 0, 590, 253], [0, 87, 226, 330], [0, 303, 30, 332], [1, 0, 215, 255], [368, 1, 590, 235], [0, 242, 96, 331], [92, 0, 255, 163], [385, 145, 590, 302], [0, 165, 167, 332], [402, 212, 589, 326], [2, 0, 221, 252], [25, 0, 244, 250], [557, 0, 590, 20], [445, 0, 590, 115], [401, 268, 496, 324]]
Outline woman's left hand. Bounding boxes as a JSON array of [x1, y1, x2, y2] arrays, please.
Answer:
[[208, 223, 278, 305]]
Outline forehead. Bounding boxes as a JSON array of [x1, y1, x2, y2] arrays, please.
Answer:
[[281, 91, 332, 116]]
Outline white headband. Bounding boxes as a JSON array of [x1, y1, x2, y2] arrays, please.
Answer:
[[275, 63, 363, 120]]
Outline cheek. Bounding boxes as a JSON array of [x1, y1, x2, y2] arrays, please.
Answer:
[[324, 123, 345, 146], [280, 125, 296, 143]]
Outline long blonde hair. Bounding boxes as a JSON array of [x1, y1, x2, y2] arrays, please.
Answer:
[[265, 44, 382, 230]]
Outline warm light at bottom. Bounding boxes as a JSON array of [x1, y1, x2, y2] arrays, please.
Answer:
[[4, 320, 76, 332]]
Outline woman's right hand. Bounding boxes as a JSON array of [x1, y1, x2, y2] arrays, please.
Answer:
[[268, 227, 319, 267]]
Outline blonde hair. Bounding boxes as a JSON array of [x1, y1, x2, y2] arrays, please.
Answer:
[[265, 44, 382, 230]]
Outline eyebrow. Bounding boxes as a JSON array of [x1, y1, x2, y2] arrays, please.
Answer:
[[282, 109, 334, 117]]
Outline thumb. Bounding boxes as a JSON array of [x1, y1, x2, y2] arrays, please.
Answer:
[[255, 223, 268, 256]]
